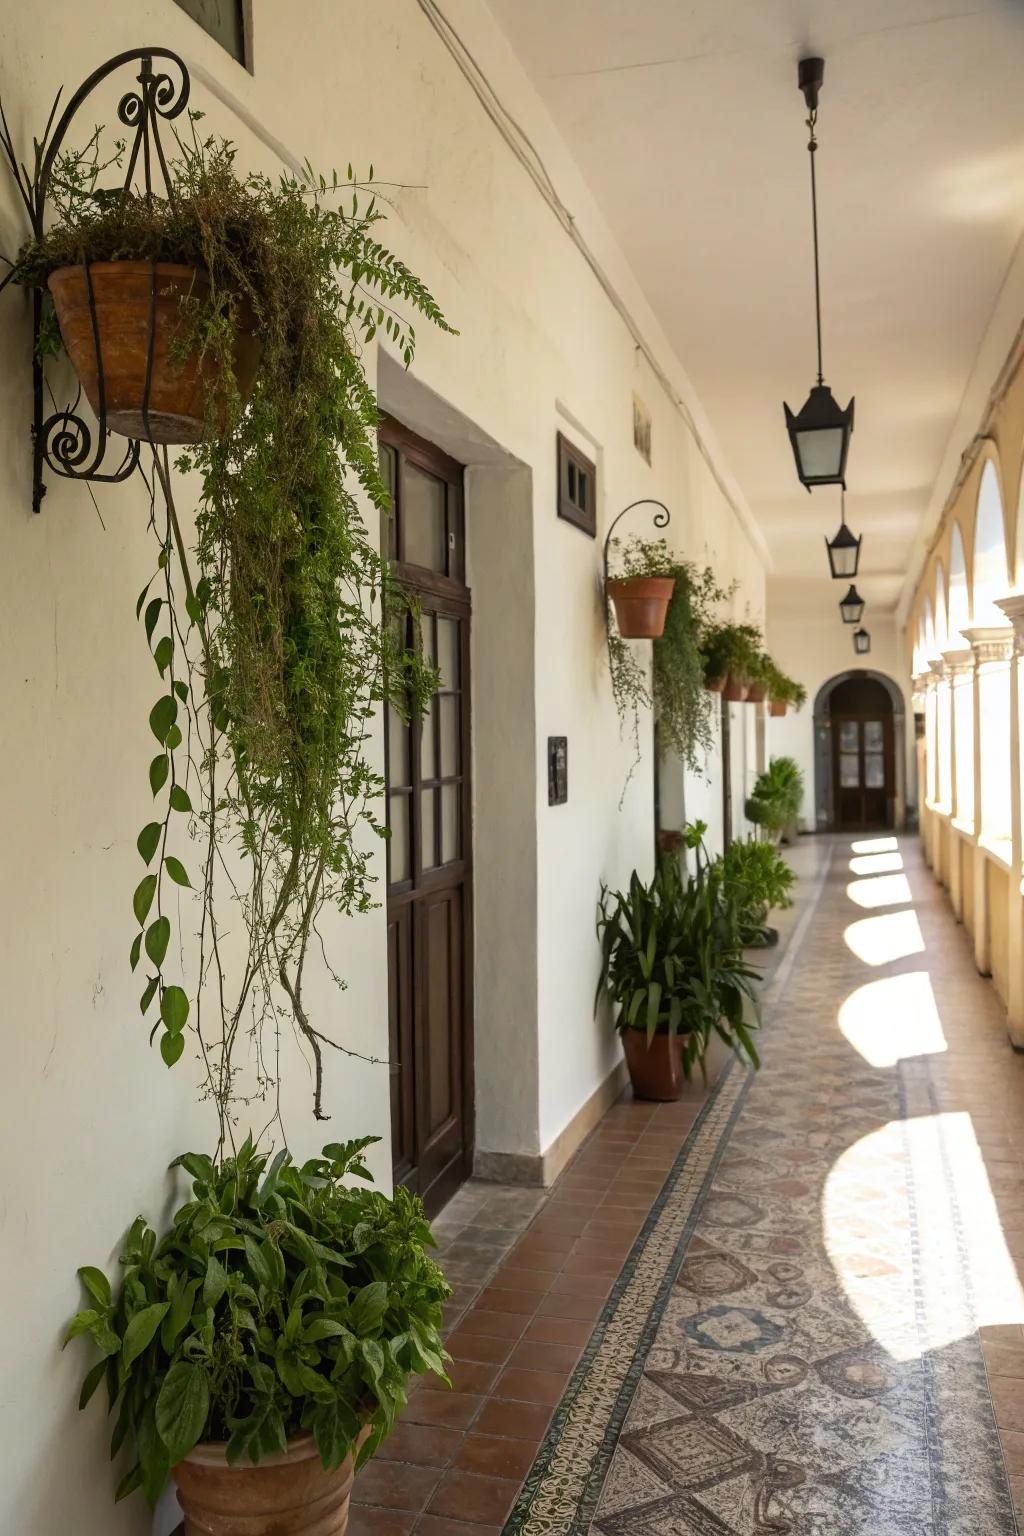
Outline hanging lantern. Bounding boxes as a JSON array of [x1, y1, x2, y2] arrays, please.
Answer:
[[853, 626, 871, 655], [783, 57, 855, 491], [839, 584, 865, 625], [825, 490, 862, 578]]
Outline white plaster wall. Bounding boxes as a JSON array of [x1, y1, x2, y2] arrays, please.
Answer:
[[0, 4, 766, 1530]]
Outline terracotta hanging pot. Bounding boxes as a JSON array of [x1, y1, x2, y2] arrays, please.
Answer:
[[705, 673, 727, 694], [723, 674, 750, 703], [173, 1429, 367, 1536], [745, 682, 767, 704], [769, 699, 787, 718], [621, 1029, 684, 1101], [606, 576, 675, 639], [48, 261, 260, 445]]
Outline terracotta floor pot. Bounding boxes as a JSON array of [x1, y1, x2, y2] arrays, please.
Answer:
[[48, 261, 260, 445], [621, 1030, 685, 1101], [606, 575, 675, 639], [769, 699, 787, 717], [723, 673, 750, 702], [173, 1430, 366, 1536]]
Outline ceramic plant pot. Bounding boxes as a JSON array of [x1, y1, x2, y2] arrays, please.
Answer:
[[621, 1029, 685, 1101], [606, 576, 675, 639], [172, 1430, 366, 1536], [705, 673, 727, 694], [723, 674, 750, 703], [769, 699, 787, 717], [745, 682, 767, 704], [48, 261, 260, 445]]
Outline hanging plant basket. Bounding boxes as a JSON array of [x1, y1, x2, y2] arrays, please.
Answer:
[[723, 673, 750, 702], [770, 698, 787, 717], [606, 575, 675, 639], [173, 1430, 367, 1536], [746, 682, 768, 704], [48, 261, 260, 444]]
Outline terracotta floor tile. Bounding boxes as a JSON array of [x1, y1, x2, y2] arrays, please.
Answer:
[[505, 1243, 564, 1274], [422, 1359, 498, 1395], [495, 1365, 569, 1406], [402, 1390, 484, 1431], [508, 1338, 582, 1374], [348, 1509, 417, 1536], [377, 1423, 462, 1467], [453, 1431, 540, 1480], [547, 1270, 611, 1299], [488, 1265, 552, 1294], [476, 1286, 541, 1316], [415, 1518, 501, 1536], [352, 1458, 441, 1511], [473, 1397, 553, 1440], [536, 1290, 606, 1321], [559, 1250, 624, 1276], [426, 1469, 521, 1524], [524, 1314, 594, 1347], [445, 1328, 515, 1365], [985, 1341, 1024, 1379], [457, 1307, 530, 1340]]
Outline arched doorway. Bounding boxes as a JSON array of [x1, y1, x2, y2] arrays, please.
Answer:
[[813, 670, 906, 831]]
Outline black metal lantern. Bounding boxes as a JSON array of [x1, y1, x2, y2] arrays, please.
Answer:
[[825, 492, 861, 578], [853, 626, 871, 655], [839, 584, 865, 625], [783, 57, 855, 491]]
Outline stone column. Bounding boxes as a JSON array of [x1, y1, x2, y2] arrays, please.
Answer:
[[962, 624, 1015, 978], [995, 596, 1024, 1043], [941, 647, 974, 922]]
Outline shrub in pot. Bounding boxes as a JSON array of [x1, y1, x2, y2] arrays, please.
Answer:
[[595, 823, 760, 1099], [745, 757, 805, 844], [700, 622, 762, 701], [721, 837, 795, 948], [764, 663, 807, 718], [65, 1137, 449, 1532]]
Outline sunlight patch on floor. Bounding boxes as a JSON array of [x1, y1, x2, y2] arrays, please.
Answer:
[[850, 851, 905, 876], [844, 908, 926, 965], [823, 1113, 1024, 1363], [846, 873, 914, 910], [838, 971, 947, 1067], [851, 836, 900, 855]]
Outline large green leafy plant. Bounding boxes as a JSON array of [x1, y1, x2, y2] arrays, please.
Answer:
[[746, 757, 805, 842], [15, 125, 451, 1131], [65, 1137, 450, 1507], [595, 823, 760, 1079], [720, 838, 795, 945]]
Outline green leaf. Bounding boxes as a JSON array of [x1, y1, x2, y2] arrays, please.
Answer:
[[149, 754, 169, 796], [78, 1266, 111, 1309], [311, 1397, 360, 1471], [160, 1031, 185, 1068], [114, 1464, 142, 1503], [155, 1361, 210, 1464], [145, 916, 171, 968], [78, 1357, 108, 1410], [133, 874, 157, 926], [154, 636, 174, 676], [165, 724, 183, 750], [137, 822, 161, 865], [130, 932, 142, 972], [137, 1399, 171, 1508], [169, 785, 193, 814], [161, 986, 189, 1035], [144, 596, 162, 645], [164, 856, 191, 888], [349, 1280, 388, 1336], [244, 1236, 273, 1289], [203, 1254, 227, 1308], [140, 976, 159, 1016], [173, 680, 189, 703], [136, 577, 155, 620], [121, 1302, 169, 1370], [149, 695, 178, 746]]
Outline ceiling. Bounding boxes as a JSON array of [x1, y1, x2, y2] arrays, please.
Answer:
[[485, 0, 1024, 617]]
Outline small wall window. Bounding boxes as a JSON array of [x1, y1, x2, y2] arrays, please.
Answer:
[[173, 0, 251, 69], [557, 432, 597, 538]]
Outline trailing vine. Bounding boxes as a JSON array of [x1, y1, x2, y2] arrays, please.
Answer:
[[16, 124, 453, 1145]]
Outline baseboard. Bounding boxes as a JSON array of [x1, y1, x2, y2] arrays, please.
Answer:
[[473, 1058, 630, 1188]]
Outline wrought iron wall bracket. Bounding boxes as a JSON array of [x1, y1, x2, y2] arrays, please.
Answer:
[[0, 47, 190, 511], [602, 498, 672, 588]]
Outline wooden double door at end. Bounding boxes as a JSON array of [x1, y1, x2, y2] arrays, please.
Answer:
[[380, 419, 473, 1218], [829, 676, 895, 831]]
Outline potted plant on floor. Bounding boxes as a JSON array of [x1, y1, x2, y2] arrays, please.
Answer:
[[65, 1137, 449, 1531], [700, 622, 762, 701], [746, 757, 805, 844], [10, 107, 456, 1531], [595, 823, 760, 1100], [721, 837, 795, 948]]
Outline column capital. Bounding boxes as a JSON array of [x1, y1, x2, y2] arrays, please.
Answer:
[[940, 645, 975, 678], [961, 623, 1014, 665], [994, 595, 1024, 653]]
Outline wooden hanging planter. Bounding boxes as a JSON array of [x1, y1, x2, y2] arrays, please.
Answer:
[[769, 699, 787, 717], [606, 575, 675, 639], [48, 261, 260, 445], [723, 673, 750, 702]]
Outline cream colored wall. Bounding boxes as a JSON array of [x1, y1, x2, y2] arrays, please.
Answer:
[[0, 4, 766, 1530]]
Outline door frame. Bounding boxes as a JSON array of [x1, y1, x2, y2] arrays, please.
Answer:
[[813, 668, 907, 831], [830, 710, 895, 830], [380, 415, 475, 1212]]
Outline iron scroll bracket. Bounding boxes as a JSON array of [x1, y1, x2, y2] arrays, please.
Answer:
[[602, 498, 672, 589], [0, 47, 190, 511]]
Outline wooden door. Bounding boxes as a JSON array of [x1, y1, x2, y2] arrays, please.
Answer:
[[380, 418, 473, 1216], [832, 715, 893, 829]]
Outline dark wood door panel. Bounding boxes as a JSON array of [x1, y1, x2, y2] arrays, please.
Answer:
[[387, 904, 415, 1186]]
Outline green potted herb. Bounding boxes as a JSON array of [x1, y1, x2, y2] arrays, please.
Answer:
[[595, 823, 760, 1099], [765, 664, 808, 717], [605, 536, 676, 639], [65, 1137, 449, 1530], [700, 622, 762, 701], [721, 837, 795, 948]]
